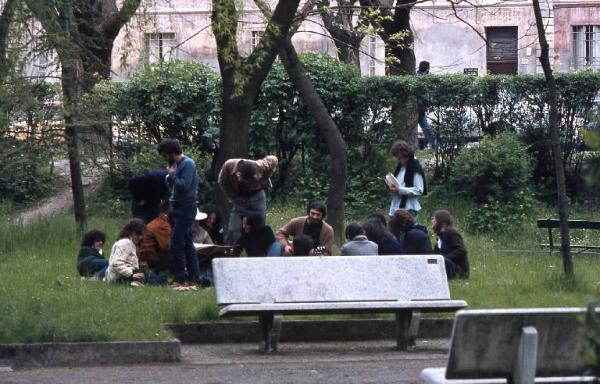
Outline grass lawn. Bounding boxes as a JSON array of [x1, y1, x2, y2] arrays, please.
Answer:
[[1, 196, 599, 343]]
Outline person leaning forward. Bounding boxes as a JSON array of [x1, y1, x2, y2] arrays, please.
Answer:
[[218, 155, 278, 245]]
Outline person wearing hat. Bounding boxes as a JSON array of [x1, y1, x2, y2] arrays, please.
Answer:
[[192, 209, 213, 245], [218, 155, 279, 245]]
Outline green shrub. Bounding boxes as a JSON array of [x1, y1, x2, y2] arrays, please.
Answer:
[[449, 133, 535, 233]]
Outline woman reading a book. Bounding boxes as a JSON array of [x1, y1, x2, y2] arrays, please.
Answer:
[[386, 141, 427, 218]]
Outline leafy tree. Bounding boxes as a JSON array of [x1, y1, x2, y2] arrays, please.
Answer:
[[360, 0, 418, 145], [22, 0, 142, 228], [211, 0, 300, 216], [531, 0, 572, 276], [317, 0, 368, 67]]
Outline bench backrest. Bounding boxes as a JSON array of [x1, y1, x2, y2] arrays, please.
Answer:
[[446, 308, 589, 379], [537, 219, 600, 230], [212, 255, 451, 305]]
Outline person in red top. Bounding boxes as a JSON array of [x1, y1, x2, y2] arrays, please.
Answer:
[[138, 204, 173, 273]]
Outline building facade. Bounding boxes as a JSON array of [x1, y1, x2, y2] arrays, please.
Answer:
[[103, 0, 600, 78]]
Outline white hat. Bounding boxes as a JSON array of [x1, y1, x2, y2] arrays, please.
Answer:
[[195, 209, 208, 221]]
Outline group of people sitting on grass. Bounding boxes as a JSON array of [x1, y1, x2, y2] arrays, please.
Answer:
[[76, 138, 469, 291]]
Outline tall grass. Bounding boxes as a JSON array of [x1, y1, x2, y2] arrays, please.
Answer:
[[0, 196, 599, 343], [0, 214, 218, 343]]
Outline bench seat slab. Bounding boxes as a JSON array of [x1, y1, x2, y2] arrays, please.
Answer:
[[421, 368, 596, 384], [219, 300, 468, 317]]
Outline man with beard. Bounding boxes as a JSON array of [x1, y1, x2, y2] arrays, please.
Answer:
[[276, 202, 334, 256], [218, 155, 278, 245]]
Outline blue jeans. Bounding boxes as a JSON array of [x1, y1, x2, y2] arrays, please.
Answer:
[[418, 112, 437, 150], [225, 190, 267, 245], [266, 242, 283, 257], [444, 257, 458, 279], [171, 203, 200, 284], [89, 259, 108, 279]]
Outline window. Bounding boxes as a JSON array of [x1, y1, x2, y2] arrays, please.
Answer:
[[572, 26, 600, 70], [368, 35, 378, 76], [144, 32, 176, 65], [251, 31, 264, 52]]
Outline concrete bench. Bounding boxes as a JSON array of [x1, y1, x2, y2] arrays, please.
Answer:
[[212, 255, 467, 352], [421, 308, 597, 384]]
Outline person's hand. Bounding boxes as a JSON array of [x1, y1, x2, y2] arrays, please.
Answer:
[[284, 244, 293, 255], [167, 166, 176, 175], [132, 272, 145, 280], [389, 184, 399, 193]]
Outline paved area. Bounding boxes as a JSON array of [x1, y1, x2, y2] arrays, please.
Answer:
[[0, 340, 448, 384], [17, 160, 102, 225]]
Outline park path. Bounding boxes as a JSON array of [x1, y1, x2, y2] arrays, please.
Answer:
[[0, 340, 449, 384], [17, 160, 102, 225]]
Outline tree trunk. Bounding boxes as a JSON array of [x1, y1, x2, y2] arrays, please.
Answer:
[[386, 4, 418, 145], [215, 96, 253, 219], [61, 62, 87, 229], [278, 37, 348, 242], [532, 0, 573, 276]]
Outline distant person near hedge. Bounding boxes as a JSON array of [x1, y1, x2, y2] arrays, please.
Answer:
[[158, 138, 201, 290], [128, 168, 169, 223], [416, 60, 437, 150], [386, 141, 427, 219], [431, 210, 469, 279], [276, 201, 334, 256], [218, 155, 278, 245], [76, 229, 108, 279]]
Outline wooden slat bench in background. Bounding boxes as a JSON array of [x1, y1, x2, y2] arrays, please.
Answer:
[[537, 219, 600, 253]]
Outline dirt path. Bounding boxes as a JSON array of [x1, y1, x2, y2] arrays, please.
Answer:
[[18, 160, 102, 225]]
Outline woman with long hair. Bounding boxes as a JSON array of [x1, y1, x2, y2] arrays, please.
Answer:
[[200, 203, 224, 245], [363, 216, 402, 256], [431, 210, 469, 279], [105, 219, 147, 285]]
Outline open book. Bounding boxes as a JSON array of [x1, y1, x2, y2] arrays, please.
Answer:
[[194, 243, 231, 256], [385, 173, 400, 188]]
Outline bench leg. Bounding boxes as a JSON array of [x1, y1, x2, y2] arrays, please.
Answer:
[[396, 311, 413, 351], [258, 314, 283, 353], [511, 326, 538, 384]]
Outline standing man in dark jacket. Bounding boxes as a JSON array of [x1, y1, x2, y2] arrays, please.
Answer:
[[416, 60, 437, 150], [128, 168, 169, 223], [389, 209, 433, 254], [158, 139, 200, 289]]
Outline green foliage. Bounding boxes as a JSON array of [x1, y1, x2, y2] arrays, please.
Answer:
[[449, 133, 535, 233], [0, 79, 62, 204], [83, 56, 600, 207], [83, 60, 221, 153]]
